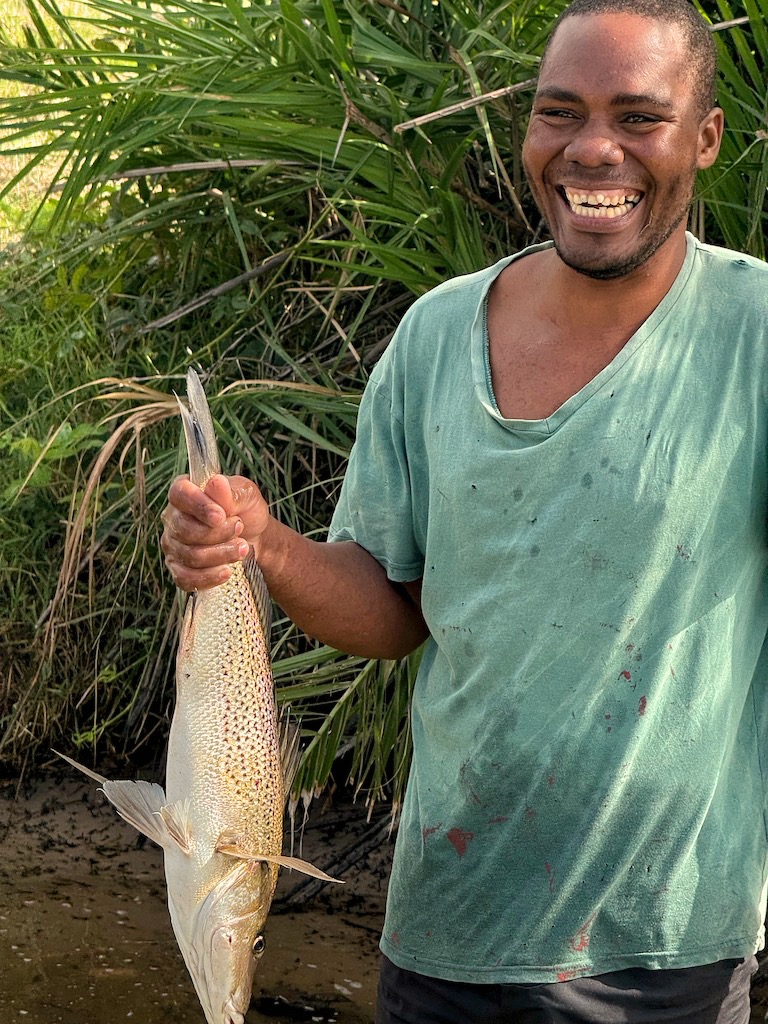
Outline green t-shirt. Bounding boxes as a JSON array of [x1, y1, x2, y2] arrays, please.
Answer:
[[329, 234, 768, 984]]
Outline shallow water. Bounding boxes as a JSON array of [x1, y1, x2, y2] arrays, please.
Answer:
[[0, 776, 389, 1024]]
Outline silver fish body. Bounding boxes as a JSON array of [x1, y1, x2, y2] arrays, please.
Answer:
[[59, 368, 334, 1024]]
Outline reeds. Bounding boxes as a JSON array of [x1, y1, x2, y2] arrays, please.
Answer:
[[0, 0, 765, 804]]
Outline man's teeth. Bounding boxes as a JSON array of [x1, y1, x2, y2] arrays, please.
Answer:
[[563, 188, 641, 218]]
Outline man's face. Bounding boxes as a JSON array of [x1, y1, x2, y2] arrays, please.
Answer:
[[522, 14, 723, 280]]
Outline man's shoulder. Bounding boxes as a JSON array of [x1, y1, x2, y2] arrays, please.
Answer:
[[691, 236, 768, 279], [685, 237, 768, 326], [407, 258, 510, 317]]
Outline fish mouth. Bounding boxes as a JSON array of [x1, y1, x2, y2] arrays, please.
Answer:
[[558, 185, 644, 220]]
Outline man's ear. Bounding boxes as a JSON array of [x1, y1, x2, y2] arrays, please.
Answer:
[[697, 106, 724, 170]]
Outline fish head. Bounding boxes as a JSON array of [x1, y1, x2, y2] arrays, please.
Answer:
[[170, 859, 278, 1024]]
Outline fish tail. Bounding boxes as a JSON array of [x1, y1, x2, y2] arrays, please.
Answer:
[[177, 368, 222, 488]]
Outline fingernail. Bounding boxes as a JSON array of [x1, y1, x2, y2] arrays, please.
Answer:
[[234, 519, 244, 536], [237, 542, 249, 558]]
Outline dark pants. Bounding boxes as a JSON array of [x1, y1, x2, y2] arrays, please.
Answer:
[[375, 954, 757, 1024]]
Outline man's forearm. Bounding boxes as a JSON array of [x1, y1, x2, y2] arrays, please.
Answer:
[[256, 518, 428, 660]]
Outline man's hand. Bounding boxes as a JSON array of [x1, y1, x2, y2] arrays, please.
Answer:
[[161, 474, 268, 592], [161, 473, 428, 659]]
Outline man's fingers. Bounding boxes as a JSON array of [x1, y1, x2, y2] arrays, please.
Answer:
[[161, 507, 240, 547], [166, 559, 233, 593], [162, 473, 264, 593], [162, 533, 249, 571], [168, 475, 227, 527]]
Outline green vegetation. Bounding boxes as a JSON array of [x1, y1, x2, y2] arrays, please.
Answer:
[[0, 0, 765, 805]]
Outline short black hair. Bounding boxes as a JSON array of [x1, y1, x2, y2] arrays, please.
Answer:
[[541, 0, 718, 119]]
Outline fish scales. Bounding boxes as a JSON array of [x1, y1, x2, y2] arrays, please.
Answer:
[[56, 368, 338, 1024], [171, 564, 283, 899]]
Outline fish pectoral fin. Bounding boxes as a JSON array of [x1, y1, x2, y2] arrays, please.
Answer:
[[267, 854, 343, 883], [159, 798, 193, 853], [215, 838, 342, 884]]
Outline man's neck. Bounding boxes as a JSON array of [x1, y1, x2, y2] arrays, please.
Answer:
[[540, 229, 689, 337]]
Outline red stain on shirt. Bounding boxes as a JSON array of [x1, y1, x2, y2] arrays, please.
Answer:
[[557, 968, 591, 983], [638, 695, 648, 716], [545, 862, 556, 894], [421, 823, 443, 841], [619, 670, 631, 681], [446, 828, 475, 857], [567, 913, 597, 953]]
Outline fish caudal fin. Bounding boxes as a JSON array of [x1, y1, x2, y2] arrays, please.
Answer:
[[55, 750, 191, 854], [177, 368, 221, 489]]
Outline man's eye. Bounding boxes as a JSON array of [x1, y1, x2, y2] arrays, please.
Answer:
[[539, 108, 578, 119], [623, 114, 659, 125]]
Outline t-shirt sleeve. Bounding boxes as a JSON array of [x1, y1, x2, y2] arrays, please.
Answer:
[[328, 357, 424, 583]]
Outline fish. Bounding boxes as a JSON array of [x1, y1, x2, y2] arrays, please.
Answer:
[[58, 367, 337, 1024]]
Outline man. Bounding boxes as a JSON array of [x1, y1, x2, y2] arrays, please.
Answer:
[[161, 1, 768, 1021]]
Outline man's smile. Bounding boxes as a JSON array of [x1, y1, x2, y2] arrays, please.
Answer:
[[558, 186, 644, 219]]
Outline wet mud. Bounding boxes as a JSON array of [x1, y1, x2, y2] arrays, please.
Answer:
[[4, 774, 768, 1024], [0, 774, 391, 1024]]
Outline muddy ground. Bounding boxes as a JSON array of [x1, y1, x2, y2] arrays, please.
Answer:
[[3, 772, 768, 1024], [0, 772, 392, 1024]]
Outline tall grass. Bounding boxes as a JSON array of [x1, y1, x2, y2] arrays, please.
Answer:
[[0, 1, 96, 242], [0, 0, 765, 802]]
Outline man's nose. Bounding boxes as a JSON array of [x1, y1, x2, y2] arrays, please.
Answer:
[[563, 123, 624, 166]]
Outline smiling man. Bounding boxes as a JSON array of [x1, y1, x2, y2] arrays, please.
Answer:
[[525, 2, 722, 281], [161, 2, 768, 1022]]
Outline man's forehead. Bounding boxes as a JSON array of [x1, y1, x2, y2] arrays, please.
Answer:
[[543, 11, 687, 62], [538, 14, 689, 97]]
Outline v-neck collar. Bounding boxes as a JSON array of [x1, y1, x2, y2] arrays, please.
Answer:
[[472, 233, 698, 438]]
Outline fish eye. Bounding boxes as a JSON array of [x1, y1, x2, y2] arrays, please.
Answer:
[[252, 934, 266, 958]]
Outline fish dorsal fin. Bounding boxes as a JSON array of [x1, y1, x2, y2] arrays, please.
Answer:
[[279, 707, 301, 803], [56, 750, 189, 854], [215, 833, 342, 883], [242, 551, 272, 639], [177, 368, 221, 489], [159, 798, 193, 853]]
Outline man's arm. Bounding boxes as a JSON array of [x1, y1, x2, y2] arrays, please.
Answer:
[[161, 473, 428, 660]]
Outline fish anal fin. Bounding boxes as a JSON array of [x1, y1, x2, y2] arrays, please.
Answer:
[[101, 779, 171, 851], [54, 750, 107, 785], [159, 798, 193, 853], [57, 751, 164, 848]]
